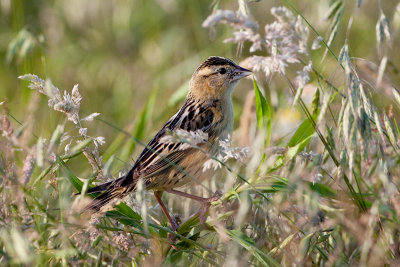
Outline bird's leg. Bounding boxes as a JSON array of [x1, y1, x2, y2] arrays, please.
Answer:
[[166, 189, 222, 202], [154, 191, 179, 231], [165, 189, 222, 225]]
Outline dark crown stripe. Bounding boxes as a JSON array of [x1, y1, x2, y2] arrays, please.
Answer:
[[196, 56, 236, 71]]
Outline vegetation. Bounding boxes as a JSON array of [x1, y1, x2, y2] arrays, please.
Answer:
[[1, 0, 400, 265]]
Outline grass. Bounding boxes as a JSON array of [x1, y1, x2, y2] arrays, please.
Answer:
[[1, 0, 400, 265]]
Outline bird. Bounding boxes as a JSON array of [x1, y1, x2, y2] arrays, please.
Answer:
[[82, 56, 251, 231]]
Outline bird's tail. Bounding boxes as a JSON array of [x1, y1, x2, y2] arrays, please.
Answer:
[[82, 177, 134, 213]]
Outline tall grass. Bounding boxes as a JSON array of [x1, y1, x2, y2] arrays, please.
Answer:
[[1, 0, 400, 265]]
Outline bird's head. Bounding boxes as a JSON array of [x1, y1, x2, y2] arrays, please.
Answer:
[[188, 56, 252, 100]]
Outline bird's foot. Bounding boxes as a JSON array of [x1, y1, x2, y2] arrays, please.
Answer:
[[199, 190, 223, 226]]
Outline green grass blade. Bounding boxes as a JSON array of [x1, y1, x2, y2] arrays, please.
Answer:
[[287, 115, 317, 147], [227, 229, 280, 267], [254, 78, 272, 146], [56, 155, 83, 192], [120, 87, 158, 160]]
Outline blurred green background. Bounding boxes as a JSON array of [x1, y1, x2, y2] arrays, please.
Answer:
[[1, 0, 399, 172], [1, 0, 241, 173], [1, 1, 400, 265]]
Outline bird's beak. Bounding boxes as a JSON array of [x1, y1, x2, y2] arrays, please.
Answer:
[[232, 65, 252, 81]]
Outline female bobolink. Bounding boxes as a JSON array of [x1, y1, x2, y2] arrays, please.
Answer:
[[83, 56, 251, 231]]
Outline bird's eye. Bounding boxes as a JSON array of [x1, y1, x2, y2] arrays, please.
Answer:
[[218, 68, 226, 74]]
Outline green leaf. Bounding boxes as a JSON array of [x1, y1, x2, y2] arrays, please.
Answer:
[[227, 229, 280, 267], [177, 213, 200, 235], [267, 102, 320, 174], [115, 202, 142, 221], [254, 78, 272, 146], [56, 155, 83, 192], [250, 179, 290, 194], [287, 115, 317, 147], [163, 232, 218, 266], [308, 182, 337, 198], [105, 203, 143, 230]]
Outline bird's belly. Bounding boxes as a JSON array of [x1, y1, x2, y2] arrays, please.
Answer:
[[147, 150, 211, 191], [145, 108, 234, 191]]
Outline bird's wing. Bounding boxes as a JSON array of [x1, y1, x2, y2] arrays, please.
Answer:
[[84, 100, 218, 211], [123, 99, 219, 184]]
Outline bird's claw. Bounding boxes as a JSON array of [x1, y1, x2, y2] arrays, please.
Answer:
[[211, 190, 223, 201], [199, 190, 223, 226]]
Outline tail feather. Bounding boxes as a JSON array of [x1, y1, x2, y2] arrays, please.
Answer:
[[82, 177, 135, 213], [86, 177, 124, 194], [83, 188, 126, 212]]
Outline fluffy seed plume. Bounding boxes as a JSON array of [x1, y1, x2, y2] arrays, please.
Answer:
[[159, 129, 208, 150], [203, 6, 310, 78], [203, 136, 250, 172]]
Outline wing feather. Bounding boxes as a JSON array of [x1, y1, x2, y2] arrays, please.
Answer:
[[129, 99, 217, 182]]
